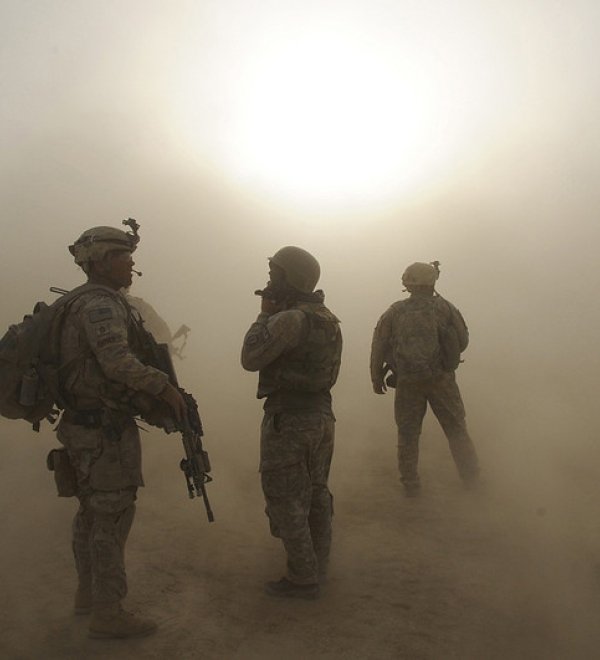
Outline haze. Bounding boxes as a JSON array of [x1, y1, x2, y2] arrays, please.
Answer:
[[1, 1, 600, 658]]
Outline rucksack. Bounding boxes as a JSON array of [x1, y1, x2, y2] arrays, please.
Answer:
[[389, 295, 468, 383], [390, 298, 441, 382], [0, 283, 115, 430]]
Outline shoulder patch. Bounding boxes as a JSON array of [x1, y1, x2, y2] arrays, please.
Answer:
[[88, 307, 114, 324], [244, 323, 270, 347]]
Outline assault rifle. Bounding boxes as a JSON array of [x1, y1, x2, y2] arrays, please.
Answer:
[[177, 388, 215, 523], [137, 324, 214, 522]]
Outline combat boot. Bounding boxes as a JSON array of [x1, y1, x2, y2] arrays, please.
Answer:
[[74, 584, 92, 615], [88, 602, 157, 639], [264, 577, 320, 600]]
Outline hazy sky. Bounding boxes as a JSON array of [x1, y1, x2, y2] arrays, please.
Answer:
[[2, 0, 598, 214], [1, 0, 599, 415]]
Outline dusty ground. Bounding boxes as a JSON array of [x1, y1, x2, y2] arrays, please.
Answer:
[[1, 407, 600, 660]]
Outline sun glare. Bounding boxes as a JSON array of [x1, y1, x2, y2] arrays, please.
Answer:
[[174, 9, 516, 211], [227, 34, 440, 203]]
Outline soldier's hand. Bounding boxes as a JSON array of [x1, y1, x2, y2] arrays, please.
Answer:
[[372, 381, 387, 395], [159, 383, 186, 423], [261, 297, 282, 315]]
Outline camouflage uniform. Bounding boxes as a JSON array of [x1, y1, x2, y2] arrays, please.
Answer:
[[242, 301, 342, 585], [56, 289, 168, 606], [370, 292, 479, 488]]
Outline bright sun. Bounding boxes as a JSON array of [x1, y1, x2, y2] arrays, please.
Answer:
[[226, 32, 443, 206], [174, 8, 515, 211]]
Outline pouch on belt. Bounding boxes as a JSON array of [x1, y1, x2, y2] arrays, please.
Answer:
[[46, 448, 78, 497]]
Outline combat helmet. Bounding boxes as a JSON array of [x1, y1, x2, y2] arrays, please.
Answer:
[[269, 246, 321, 293], [69, 220, 139, 267], [402, 262, 440, 288]]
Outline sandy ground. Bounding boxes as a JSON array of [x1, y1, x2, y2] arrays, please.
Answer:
[[1, 409, 600, 660]]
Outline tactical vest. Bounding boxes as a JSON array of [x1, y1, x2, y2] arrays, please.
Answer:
[[258, 302, 342, 400]]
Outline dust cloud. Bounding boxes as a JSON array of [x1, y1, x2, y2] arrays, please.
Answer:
[[1, 1, 600, 658]]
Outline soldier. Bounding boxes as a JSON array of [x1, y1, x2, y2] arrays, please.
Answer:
[[370, 262, 479, 496], [57, 225, 186, 638], [241, 247, 342, 600]]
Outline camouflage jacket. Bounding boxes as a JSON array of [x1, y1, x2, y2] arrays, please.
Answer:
[[58, 288, 168, 412], [242, 302, 342, 411], [370, 293, 468, 386]]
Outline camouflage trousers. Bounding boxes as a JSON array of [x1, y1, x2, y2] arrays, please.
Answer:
[[260, 410, 335, 585], [394, 371, 479, 486], [57, 416, 143, 604]]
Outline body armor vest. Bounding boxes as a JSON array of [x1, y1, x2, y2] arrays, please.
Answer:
[[258, 302, 342, 399]]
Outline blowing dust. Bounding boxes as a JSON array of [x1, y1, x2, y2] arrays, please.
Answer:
[[2, 1, 600, 657], [1, 180, 600, 659]]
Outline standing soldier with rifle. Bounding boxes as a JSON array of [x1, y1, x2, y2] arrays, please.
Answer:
[[54, 221, 191, 639], [242, 247, 342, 600]]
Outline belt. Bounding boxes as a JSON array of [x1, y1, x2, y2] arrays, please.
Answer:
[[62, 409, 104, 428]]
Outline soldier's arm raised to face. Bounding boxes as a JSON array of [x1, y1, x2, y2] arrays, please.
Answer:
[[241, 309, 306, 372], [81, 294, 169, 397]]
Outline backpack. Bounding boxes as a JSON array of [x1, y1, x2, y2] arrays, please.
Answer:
[[390, 295, 468, 382], [0, 283, 115, 430], [391, 298, 441, 382]]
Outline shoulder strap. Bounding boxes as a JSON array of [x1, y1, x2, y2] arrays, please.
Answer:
[[50, 282, 120, 310]]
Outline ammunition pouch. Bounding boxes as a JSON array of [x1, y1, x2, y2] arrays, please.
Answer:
[[46, 448, 78, 497]]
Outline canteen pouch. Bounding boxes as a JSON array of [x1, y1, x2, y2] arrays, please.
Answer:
[[46, 448, 78, 497]]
